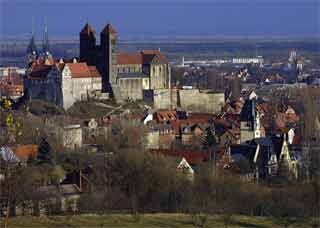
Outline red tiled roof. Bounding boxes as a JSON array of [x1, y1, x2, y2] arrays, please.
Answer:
[[67, 63, 90, 78], [12, 144, 38, 161], [66, 63, 101, 78], [29, 64, 52, 79], [88, 66, 101, 78], [154, 111, 178, 123], [117, 53, 142, 65], [117, 50, 168, 65], [150, 149, 212, 165]]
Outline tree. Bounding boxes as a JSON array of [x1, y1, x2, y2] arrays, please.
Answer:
[[37, 137, 53, 164]]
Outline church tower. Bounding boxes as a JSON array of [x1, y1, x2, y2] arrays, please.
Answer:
[[100, 23, 118, 92], [26, 18, 38, 63], [80, 23, 96, 65]]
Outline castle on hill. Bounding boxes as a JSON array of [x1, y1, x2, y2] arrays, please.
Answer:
[[79, 23, 171, 101]]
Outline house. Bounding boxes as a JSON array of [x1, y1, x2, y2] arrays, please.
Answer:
[[177, 157, 194, 181], [37, 184, 82, 214], [62, 124, 82, 150], [145, 122, 175, 149], [240, 98, 265, 143], [223, 134, 300, 181], [150, 148, 212, 166]]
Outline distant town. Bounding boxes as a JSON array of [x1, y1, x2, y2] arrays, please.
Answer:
[[0, 19, 319, 228]]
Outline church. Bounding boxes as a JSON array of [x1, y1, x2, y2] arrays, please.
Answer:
[[79, 23, 171, 101]]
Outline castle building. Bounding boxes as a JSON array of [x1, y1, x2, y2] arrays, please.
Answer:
[[24, 22, 102, 109], [79, 23, 170, 101], [25, 58, 102, 109]]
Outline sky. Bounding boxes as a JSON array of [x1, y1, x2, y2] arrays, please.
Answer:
[[0, 0, 319, 39]]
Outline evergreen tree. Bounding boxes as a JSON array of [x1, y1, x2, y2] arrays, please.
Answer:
[[37, 137, 52, 164]]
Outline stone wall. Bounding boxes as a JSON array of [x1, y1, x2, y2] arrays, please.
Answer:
[[153, 88, 178, 110], [117, 78, 144, 101], [179, 89, 225, 113]]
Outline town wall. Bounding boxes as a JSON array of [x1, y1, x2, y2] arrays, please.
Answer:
[[179, 89, 225, 113]]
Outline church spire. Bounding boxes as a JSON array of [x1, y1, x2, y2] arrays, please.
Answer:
[[42, 17, 50, 55], [27, 17, 38, 60]]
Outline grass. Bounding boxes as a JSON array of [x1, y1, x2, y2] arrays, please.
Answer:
[[3, 213, 314, 228]]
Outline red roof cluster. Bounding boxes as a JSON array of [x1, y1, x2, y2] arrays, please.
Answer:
[[28, 58, 100, 80]]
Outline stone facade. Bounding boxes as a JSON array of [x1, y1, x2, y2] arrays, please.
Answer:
[[179, 89, 225, 113], [153, 88, 225, 113]]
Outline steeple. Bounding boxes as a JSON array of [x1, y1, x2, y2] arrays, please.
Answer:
[[26, 17, 38, 57], [42, 17, 50, 56]]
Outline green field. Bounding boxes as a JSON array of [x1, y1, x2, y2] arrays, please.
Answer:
[[3, 214, 315, 228]]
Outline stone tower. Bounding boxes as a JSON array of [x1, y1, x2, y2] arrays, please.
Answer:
[[79, 23, 96, 65], [100, 23, 117, 92]]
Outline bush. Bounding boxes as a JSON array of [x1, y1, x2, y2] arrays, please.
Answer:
[[28, 100, 65, 116]]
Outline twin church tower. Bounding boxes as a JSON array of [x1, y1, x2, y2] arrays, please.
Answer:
[[26, 18, 51, 62], [79, 23, 117, 92]]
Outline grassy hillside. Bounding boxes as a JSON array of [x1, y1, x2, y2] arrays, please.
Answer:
[[4, 213, 314, 228]]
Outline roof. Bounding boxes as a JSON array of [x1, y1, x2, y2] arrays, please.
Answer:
[[88, 66, 101, 78], [117, 50, 168, 65], [66, 63, 101, 78], [29, 64, 52, 79], [101, 23, 117, 34], [150, 148, 212, 165], [154, 110, 178, 123], [0, 146, 19, 162], [117, 53, 142, 65], [13, 144, 38, 161], [141, 50, 168, 64], [80, 23, 96, 36], [39, 184, 81, 196], [0, 145, 38, 162]]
